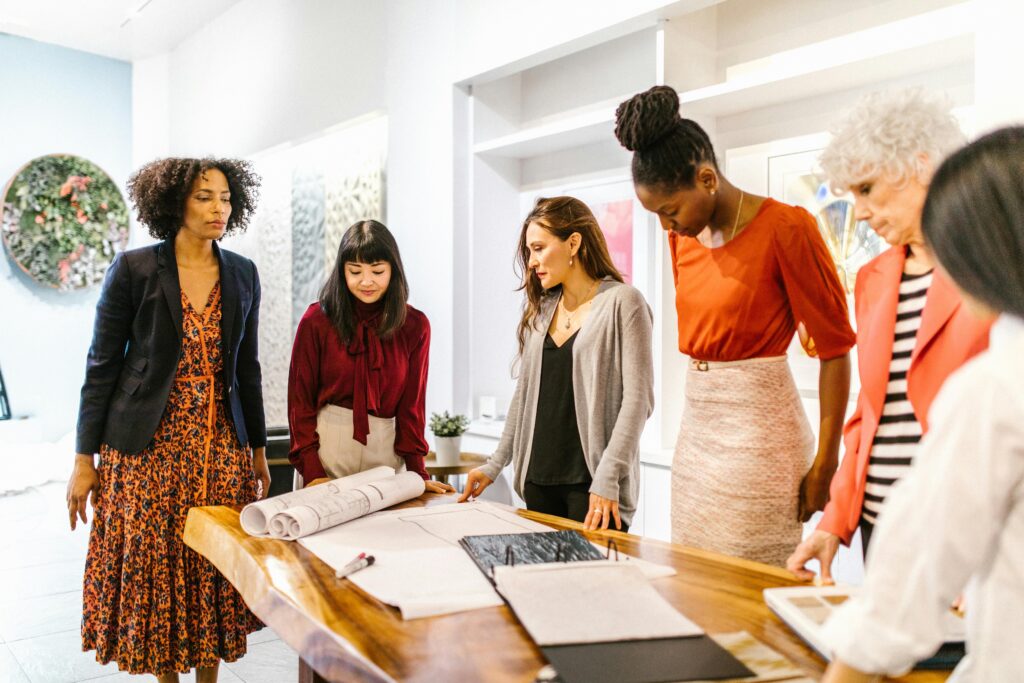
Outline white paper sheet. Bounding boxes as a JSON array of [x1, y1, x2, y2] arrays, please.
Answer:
[[493, 561, 703, 646], [267, 471, 425, 540], [298, 502, 548, 618], [239, 465, 395, 535]]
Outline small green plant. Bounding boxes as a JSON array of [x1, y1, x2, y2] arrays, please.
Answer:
[[429, 411, 469, 437]]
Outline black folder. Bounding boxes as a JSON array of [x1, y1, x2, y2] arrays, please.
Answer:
[[459, 531, 755, 682]]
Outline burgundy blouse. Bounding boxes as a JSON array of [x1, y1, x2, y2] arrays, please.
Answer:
[[287, 300, 431, 482]]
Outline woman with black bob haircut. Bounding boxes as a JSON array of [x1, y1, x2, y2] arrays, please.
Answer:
[[821, 127, 1024, 682], [67, 157, 270, 681], [614, 85, 855, 566], [288, 220, 453, 494]]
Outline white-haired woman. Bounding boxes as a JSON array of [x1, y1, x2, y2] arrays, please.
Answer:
[[787, 89, 991, 582]]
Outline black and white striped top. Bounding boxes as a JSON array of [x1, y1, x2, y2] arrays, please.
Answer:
[[861, 270, 933, 525]]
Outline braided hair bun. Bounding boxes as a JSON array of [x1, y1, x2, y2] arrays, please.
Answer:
[[614, 85, 681, 152]]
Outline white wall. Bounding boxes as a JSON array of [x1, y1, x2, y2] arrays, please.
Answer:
[[0, 36, 132, 440], [146, 0, 388, 159], [974, 0, 1024, 133], [384, 0, 459, 425]]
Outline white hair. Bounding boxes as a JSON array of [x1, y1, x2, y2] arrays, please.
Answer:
[[819, 88, 966, 193]]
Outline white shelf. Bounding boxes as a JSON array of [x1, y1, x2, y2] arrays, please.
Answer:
[[473, 97, 624, 159], [472, 3, 975, 160], [679, 2, 975, 117]]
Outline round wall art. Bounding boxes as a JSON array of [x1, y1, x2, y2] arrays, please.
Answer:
[[1, 154, 129, 291]]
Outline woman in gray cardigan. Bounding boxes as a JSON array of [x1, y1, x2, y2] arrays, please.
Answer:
[[458, 196, 654, 531]]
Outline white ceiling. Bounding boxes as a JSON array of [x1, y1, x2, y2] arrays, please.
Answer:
[[0, 0, 243, 61]]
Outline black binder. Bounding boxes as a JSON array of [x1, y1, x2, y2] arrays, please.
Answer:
[[459, 530, 605, 580], [459, 530, 755, 682]]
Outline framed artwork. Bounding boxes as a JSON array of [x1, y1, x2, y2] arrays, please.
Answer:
[[1, 154, 129, 291]]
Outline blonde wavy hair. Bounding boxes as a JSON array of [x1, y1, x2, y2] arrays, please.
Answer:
[[819, 88, 966, 193]]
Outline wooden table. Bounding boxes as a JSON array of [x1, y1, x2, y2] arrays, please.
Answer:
[[424, 451, 488, 486], [183, 495, 949, 683]]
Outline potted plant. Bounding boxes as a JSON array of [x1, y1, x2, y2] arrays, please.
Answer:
[[429, 411, 469, 467]]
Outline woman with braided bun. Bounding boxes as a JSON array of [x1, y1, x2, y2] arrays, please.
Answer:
[[614, 86, 855, 566]]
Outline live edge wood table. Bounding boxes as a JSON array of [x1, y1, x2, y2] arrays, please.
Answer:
[[183, 494, 949, 683]]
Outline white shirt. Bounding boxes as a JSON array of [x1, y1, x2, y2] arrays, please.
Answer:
[[822, 314, 1024, 681]]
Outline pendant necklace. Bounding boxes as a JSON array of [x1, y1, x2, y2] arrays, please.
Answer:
[[728, 190, 745, 242], [560, 278, 600, 330]]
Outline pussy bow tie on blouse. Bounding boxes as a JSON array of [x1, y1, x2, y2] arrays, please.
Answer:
[[347, 312, 384, 446]]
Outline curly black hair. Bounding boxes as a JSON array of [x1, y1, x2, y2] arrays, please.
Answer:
[[614, 85, 718, 191], [126, 157, 261, 240]]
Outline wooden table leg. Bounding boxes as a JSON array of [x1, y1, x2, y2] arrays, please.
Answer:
[[299, 656, 329, 683]]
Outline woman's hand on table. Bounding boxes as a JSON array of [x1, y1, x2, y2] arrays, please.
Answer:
[[67, 453, 100, 530], [584, 493, 622, 531], [252, 447, 271, 500], [457, 470, 492, 502], [423, 480, 455, 494], [786, 529, 840, 584]]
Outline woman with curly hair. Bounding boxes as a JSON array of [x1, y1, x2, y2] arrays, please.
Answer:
[[66, 158, 269, 682], [614, 86, 855, 565], [787, 89, 990, 583]]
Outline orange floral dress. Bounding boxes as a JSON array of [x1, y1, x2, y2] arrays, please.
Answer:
[[82, 283, 262, 675]]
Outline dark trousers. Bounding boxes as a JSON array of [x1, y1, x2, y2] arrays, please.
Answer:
[[860, 520, 875, 562], [523, 481, 629, 533]]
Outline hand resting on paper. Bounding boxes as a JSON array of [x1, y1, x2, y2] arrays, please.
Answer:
[[457, 469, 492, 502], [423, 480, 455, 494], [584, 493, 622, 531], [305, 477, 331, 488], [786, 529, 840, 584]]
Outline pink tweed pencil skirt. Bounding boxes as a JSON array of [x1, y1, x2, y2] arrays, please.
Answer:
[[671, 356, 814, 567]]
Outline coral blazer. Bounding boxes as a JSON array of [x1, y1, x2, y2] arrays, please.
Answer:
[[818, 247, 991, 544]]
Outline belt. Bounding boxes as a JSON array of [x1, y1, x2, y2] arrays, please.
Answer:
[[689, 355, 787, 372]]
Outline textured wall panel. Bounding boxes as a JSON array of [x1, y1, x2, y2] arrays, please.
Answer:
[[252, 164, 293, 428], [291, 170, 326, 330], [324, 162, 386, 267]]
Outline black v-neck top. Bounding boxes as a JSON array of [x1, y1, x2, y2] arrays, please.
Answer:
[[526, 330, 591, 485]]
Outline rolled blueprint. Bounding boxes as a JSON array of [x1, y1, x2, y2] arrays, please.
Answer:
[[268, 471, 426, 540], [240, 465, 395, 536]]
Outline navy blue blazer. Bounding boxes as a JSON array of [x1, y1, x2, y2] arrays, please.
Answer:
[[76, 239, 266, 455]]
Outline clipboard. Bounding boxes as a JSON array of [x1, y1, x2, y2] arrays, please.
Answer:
[[460, 531, 755, 682]]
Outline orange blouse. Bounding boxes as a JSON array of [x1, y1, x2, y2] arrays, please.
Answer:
[[669, 198, 855, 362]]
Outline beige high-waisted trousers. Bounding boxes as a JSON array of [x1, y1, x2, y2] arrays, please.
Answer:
[[671, 356, 814, 567], [316, 405, 405, 479]]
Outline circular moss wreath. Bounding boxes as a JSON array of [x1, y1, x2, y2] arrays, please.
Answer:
[[1, 154, 129, 291]]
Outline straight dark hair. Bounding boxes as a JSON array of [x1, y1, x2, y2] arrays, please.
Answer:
[[319, 220, 409, 342], [922, 125, 1024, 319], [515, 196, 624, 355]]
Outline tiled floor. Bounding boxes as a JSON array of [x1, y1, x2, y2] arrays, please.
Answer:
[[0, 482, 298, 683]]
